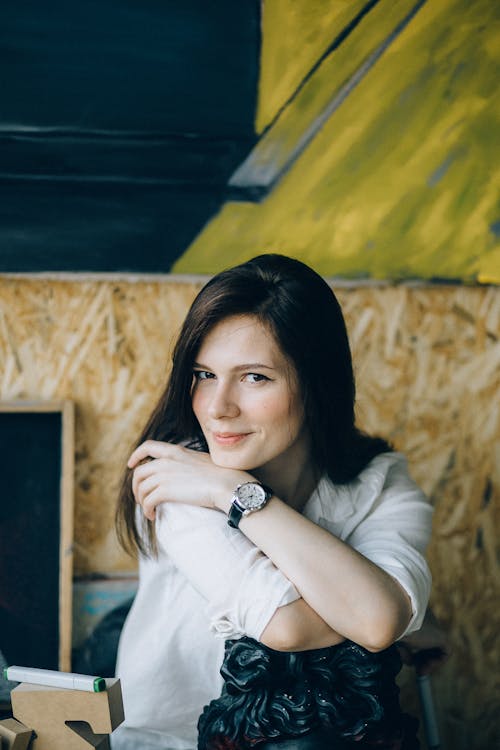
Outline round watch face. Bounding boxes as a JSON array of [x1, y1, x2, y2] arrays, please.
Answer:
[[236, 482, 266, 510]]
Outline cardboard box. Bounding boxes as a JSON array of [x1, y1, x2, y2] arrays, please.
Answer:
[[10, 678, 123, 750]]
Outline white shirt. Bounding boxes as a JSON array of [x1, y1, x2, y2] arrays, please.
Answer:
[[111, 452, 432, 750]]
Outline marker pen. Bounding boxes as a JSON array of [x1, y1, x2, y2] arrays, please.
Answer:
[[3, 666, 106, 693]]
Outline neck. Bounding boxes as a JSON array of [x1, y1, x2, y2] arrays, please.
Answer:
[[253, 435, 318, 512]]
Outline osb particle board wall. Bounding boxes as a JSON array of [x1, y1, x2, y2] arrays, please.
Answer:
[[0, 276, 498, 747]]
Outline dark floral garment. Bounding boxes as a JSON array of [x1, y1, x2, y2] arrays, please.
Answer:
[[197, 637, 419, 750]]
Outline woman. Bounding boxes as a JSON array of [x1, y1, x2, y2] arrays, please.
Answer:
[[112, 254, 432, 750]]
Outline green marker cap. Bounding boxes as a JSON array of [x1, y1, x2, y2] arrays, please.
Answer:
[[2, 668, 8, 681], [93, 677, 106, 692]]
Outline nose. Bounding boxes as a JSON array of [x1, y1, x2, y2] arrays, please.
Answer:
[[207, 381, 240, 419]]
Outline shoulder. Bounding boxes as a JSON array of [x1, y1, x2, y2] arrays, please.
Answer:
[[357, 451, 416, 490], [304, 452, 431, 529], [343, 451, 425, 503]]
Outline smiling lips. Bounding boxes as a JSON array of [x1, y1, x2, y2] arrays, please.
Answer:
[[212, 432, 250, 446]]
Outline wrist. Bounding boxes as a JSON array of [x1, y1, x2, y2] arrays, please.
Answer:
[[212, 471, 254, 513], [227, 479, 274, 529]]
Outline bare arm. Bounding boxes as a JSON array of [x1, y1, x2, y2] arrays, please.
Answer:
[[131, 443, 428, 653], [261, 598, 345, 651], [229, 496, 412, 652]]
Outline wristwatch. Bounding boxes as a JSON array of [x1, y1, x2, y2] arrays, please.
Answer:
[[227, 482, 273, 528]]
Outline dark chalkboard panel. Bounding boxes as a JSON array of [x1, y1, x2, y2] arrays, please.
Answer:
[[0, 1, 260, 271], [0, 179, 231, 273], [1, 0, 259, 135], [0, 402, 74, 672]]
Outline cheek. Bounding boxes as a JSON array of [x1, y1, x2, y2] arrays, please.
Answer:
[[191, 388, 207, 422], [255, 394, 286, 421], [284, 395, 306, 438], [261, 393, 302, 430]]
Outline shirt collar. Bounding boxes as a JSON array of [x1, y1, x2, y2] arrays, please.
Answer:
[[302, 475, 355, 524], [301, 452, 398, 525]]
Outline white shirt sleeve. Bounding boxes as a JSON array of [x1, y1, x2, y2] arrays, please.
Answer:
[[345, 454, 433, 637], [154, 503, 300, 641]]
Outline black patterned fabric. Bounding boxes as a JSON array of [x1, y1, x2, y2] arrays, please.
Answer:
[[197, 637, 419, 750]]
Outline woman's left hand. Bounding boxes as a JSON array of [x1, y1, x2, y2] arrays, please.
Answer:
[[396, 609, 451, 675], [128, 440, 250, 520]]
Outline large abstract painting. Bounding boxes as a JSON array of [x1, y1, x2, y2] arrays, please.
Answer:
[[0, 0, 498, 282]]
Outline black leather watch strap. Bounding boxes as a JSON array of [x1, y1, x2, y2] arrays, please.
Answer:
[[227, 500, 245, 529]]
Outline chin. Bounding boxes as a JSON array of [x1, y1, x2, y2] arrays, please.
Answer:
[[212, 456, 253, 471], [209, 447, 255, 472]]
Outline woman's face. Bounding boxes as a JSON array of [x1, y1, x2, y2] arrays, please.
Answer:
[[191, 315, 310, 483]]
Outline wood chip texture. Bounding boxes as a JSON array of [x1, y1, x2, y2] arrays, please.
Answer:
[[0, 278, 498, 749]]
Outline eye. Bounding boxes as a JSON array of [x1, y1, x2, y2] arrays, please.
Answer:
[[244, 373, 269, 383], [193, 370, 215, 381]]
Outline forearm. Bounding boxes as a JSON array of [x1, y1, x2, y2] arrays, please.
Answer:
[[260, 597, 345, 652], [234, 497, 412, 651], [131, 442, 414, 651]]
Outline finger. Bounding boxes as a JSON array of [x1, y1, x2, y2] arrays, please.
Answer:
[[132, 459, 165, 501], [128, 440, 175, 468], [137, 491, 156, 521], [413, 647, 448, 674], [135, 472, 163, 508], [141, 485, 169, 521], [128, 441, 160, 468], [396, 642, 414, 665], [131, 456, 152, 492]]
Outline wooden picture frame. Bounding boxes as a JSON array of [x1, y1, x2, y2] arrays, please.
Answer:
[[0, 401, 74, 672]]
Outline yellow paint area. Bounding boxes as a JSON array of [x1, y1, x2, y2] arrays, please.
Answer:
[[233, 0, 421, 197], [479, 248, 500, 285], [256, 0, 367, 133], [174, 0, 500, 283]]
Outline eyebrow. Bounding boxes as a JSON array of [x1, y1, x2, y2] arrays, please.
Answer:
[[193, 362, 276, 372]]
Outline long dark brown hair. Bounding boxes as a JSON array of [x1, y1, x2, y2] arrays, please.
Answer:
[[116, 254, 391, 557]]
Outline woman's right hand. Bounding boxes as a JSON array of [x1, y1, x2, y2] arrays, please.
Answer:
[[128, 439, 251, 520]]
